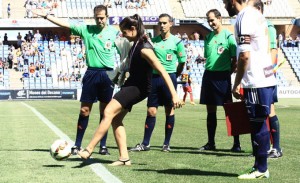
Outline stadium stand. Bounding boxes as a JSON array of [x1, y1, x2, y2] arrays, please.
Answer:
[[282, 46, 300, 81], [0, 0, 299, 92], [180, 0, 295, 18], [51, 0, 171, 18]]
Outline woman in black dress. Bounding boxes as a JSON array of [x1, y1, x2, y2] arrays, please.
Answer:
[[78, 14, 182, 165]]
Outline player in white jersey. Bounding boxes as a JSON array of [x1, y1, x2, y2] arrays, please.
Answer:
[[223, 0, 276, 179]]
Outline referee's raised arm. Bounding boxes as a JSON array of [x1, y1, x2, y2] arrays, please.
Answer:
[[31, 8, 70, 29]]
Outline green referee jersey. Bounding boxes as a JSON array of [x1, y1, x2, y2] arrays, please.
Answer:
[[151, 34, 186, 74], [267, 20, 277, 49], [204, 29, 236, 71], [70, 24, 119, 69]]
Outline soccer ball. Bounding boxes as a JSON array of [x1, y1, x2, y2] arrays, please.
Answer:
[[50, 139, 71, 161]]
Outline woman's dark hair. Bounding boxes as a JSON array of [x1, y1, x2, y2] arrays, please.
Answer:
[[120, 14, 146, 42], [94, 5, 108, 15], [206, 9, 222, 18], [253, 0, 264, 13]]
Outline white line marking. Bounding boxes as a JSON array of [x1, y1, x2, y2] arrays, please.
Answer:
[[21, 102, 122, 183]]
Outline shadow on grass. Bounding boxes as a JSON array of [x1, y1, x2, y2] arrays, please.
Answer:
[[43, 165, 65, 168], [0, 148, 50, 152], [147, 146, 250, 157], [135, 168, 238, 177], [71, 158, 113, 168]]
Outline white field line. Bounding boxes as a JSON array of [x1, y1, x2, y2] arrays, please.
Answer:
[[21, 102, 122, 183]]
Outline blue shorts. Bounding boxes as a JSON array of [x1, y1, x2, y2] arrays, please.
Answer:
[[80, 68, 114, 104], [243, 86, 275, 119], [200, 70, 232, 106], [147, 73, 177, 107]]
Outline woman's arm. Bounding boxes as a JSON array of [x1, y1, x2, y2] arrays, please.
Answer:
[[141, 48, 182, 108]]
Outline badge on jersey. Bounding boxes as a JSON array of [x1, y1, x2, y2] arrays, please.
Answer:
[[105, 41, 112, 50], [217, 46, 224, 54], [166, 54, 173, 61]]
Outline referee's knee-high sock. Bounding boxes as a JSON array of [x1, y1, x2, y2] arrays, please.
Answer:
[[164, 115, 175, 145], [207, 112, 217, 145], [252, 119, 270, 172], [75, 114, 89, 147], [142, 116, 156, 146], [269, 115, 281, 151], [233, 135, 240, 145], [99, 114, 108, 148]]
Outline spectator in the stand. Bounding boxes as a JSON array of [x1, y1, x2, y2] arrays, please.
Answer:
[[29, 63, 36, 77], [46, 67, 52, 77], [38, 44, 44, 56], [25, 1, 32, 18], [3, 59, 9, 69], [28, 31, 34, 40], [41, 1, 47, 8], [60, 32, 67, 41], [17, 33, 23, 48], [35, 70, 40, 78], [35, 60, 41, 72], [7, 53, 13, 69], [69, 71, 76, 81], [23, 49, 29, 65], [60, 47, 67, 59], [16, 48, 23, 70], [182, 32, 189, 42], [54, 33, 59, 41], [0, 58, 3, 69], [20, 69, 29, 82], [77, 51, 84, 67], [40, 58, 45, 69], [70, 35, 75, 44], [175, 31, 181, 39], [76, 71, 81, 81], [34, 30, 42, 41], [104, 0, 112, 8], [7, 3, 11, 19], [286, 35, 293, 47], [278, 33, 283, 47], [18, 56, 24, 71], [0, 72, 3, 83], [48, 39, 55, 52], [3, 33, 8, 45], [126, 0, 135, 8], [194, 31, 201, 42], [63, 72, 69, 82], [57, 71, 64, 81], [139, 0, 147, 8], [52, 0, 58, 9], [115, 0, 122, 7]]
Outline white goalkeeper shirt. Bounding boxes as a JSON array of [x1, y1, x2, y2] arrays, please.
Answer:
[[235, 6, 277, 88]]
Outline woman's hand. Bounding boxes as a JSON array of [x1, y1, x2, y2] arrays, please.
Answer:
[[172, 95, 183, 109]]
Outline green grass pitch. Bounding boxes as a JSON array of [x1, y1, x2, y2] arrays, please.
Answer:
[[0, 99, 299, 183]]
